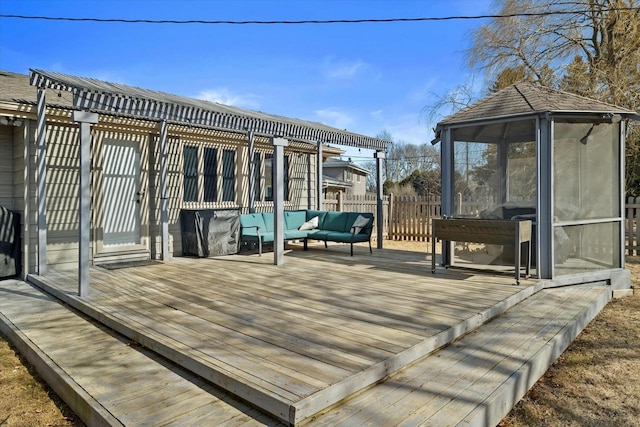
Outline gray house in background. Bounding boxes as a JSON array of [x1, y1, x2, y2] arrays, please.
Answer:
[[322, 158, 369, 195]]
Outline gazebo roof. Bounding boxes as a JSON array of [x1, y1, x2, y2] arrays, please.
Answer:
[[28, 69, 390, 150], [437, 82, 637, 128]]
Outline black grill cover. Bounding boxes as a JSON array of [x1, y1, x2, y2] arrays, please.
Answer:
[[181, 209, 240, 257], [0, 206, 21, 279]]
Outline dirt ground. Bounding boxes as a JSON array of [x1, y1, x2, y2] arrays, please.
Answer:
[[0, 246, 638, 426], [0, 335, 84, 426]]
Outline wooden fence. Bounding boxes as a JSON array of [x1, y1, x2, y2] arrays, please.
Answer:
[[627, 197, 640, 256], [323, 193, 390, 239], [324, 193, 640, 256]]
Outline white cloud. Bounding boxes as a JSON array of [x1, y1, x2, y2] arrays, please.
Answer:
[[324, 58, 367, 80], [196, 88, 261, 109], [314, 108, 354, 130], [360, 112, 432, 146], [370, 109, 384, 120]]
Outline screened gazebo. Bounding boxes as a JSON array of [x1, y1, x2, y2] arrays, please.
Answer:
[[433, 83, 639, 285]]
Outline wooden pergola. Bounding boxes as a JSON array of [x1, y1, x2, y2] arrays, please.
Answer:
[[29, 69, 391, 296]]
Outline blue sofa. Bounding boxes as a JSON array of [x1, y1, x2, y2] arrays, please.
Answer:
[[240, 210, 374, 256]]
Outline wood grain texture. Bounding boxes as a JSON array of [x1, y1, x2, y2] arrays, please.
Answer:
[[27, 244, 539, 424], [0, 279, 281, 426]]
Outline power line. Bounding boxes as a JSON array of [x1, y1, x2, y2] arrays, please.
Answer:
[[1, 7, 638, 25]]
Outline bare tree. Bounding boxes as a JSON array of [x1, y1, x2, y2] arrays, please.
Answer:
[[468, 0, 640, 196]]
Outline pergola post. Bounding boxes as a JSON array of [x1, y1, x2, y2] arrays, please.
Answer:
[[440, 128, 454, 264], [316, 142, 323, 210], [159, 120, 170, 260], [271, 137, 288, 265], [22, 120, 30, 280], [375, 150, 385, 248], [36, 87, 47, 275], [72, 111, 99, 297], [248, 131, 256, 213], [537, 115, 553, 279]]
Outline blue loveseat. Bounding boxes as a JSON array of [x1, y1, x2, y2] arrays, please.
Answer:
[[240, 210, 374, 256]]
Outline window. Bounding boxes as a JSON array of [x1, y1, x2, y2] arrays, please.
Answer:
[[264, 153, 289, 202], [284, 155, 290, 201], [357, 174, 361, 183], [222, 149, 235, 202], [203, 147, 217, 202], [265, 154, 273, 201], [253, 152, 261, 201], [183, 146, 198, 202]]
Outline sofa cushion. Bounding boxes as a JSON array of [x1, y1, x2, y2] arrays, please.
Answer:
[[240, 213, 267, 233], [241, 231, 275, 242], [306, 210, 327, 228], [261, 212, 274, 232], [323, 231, 366, 243], [351, 214, 371, 234], [306, 230, 330, 240], [298, 216, 318, 231], [284, 230, 311, 240], [323, 211, 349, 232], [285, 210, 307, 230]]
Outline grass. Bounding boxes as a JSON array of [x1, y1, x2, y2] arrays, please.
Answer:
[[0, 333, 83, 426], [0, 249, 638, 426], [499, 256, 640, 427]]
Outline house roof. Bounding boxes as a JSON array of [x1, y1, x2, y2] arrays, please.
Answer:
[[25, 69, 390, 151], [322, 175, 351, 189], [1, 70, 74, 108], [437, 82, 638, 129], [323, 158, 370, 175]]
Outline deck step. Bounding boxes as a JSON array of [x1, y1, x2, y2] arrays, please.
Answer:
[[310, 284, 611, 426], [0, 279, 281, 427]]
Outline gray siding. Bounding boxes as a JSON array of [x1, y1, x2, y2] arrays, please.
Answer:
[[0, 125, 13, 208]]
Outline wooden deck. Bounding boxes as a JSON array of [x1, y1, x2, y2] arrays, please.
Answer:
[[0, 279, 281, 426], [27, 242, 542, 424]]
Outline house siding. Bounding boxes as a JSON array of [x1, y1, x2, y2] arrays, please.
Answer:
[[0, 125, 13, 209], [44, 123, 84, 270]]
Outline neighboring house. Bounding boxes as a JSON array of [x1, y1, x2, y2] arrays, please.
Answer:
[[0, 69, 388, 275], [322, 158, 369, 195]]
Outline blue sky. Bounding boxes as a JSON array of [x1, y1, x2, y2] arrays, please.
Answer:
[[0, 0, 491, 160]]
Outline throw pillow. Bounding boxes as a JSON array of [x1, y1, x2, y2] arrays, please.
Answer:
[[299, 216, 319, 231], [352, 215, 370, 234]]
